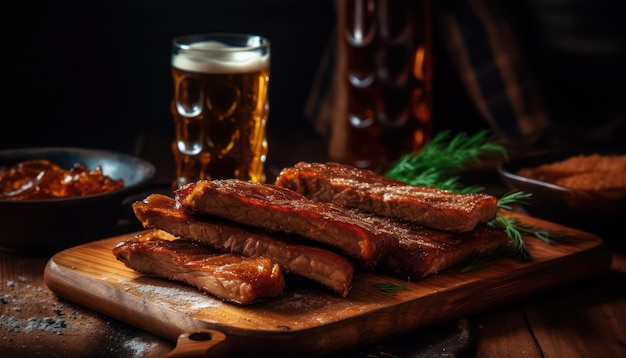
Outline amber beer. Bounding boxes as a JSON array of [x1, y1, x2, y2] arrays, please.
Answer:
[[170, 33, 270, 188]]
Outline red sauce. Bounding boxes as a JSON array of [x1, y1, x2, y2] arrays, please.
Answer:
[[0, 159, 124, 200]]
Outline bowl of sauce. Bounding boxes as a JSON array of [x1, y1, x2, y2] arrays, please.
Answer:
[[0, 147, 155, 256]]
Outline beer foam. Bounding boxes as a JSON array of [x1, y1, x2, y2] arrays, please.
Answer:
[[173, 41, 269, 74]]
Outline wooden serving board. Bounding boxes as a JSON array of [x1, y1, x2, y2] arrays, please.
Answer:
[[44, 212, 612, 357]]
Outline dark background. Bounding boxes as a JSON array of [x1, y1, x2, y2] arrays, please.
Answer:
[[2, 1, 625, 175], [1, 1, 340, 153]]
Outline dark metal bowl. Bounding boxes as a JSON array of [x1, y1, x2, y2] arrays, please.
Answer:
[[498, 150, 626, 240], [0, 147, 155, 256]]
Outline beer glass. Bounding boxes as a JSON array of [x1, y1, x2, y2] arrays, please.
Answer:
[[170, 33, 270, 188]]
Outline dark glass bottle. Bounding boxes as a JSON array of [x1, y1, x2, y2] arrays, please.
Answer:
[[334, 0, 433, 171]]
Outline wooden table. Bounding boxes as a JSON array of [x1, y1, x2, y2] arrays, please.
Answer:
[[2, 131, 626, 357]]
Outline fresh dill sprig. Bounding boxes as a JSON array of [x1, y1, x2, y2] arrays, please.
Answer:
[[491, 215, 555, 246], [375, 281, 409, 293], [385, 130, 507, 193], [497, 190, 532, 210], [464, 191, 558, 270], [487, 216, 533, 262], [493, 190, 555, 260]]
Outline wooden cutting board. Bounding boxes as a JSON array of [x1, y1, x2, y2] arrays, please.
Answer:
[[43, 212, 612, 357]]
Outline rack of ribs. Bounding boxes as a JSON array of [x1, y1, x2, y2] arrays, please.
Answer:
[[174, 179, 510, 281], [274, 162, 499, 233], [132, 194, 355, 297], [113, 235, 285, 305], [119, 161, 513, 301]]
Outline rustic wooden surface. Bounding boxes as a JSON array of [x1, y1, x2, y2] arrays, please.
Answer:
[[41, 212, 611, 357], [0, 252, 175, 357], [472, 247, 626, 358]]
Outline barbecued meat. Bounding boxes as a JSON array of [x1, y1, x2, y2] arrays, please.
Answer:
[[275, 162, 499, 233], [376, 223, 510, 279], [174, 180, 509, 280], [175, 180, 396, 263], [133, 194, 355, 296], [113, 235, 285, 305]]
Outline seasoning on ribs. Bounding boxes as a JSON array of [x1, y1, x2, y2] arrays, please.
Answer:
[[274, 162, 499, 233], [132, 194, 355, 296], [175, 180, 396, 263], [113, 234, 285, 305]]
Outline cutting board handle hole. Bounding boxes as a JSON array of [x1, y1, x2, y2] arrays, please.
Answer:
[[188, 331, 214, 341]]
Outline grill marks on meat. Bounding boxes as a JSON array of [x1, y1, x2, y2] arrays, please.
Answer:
[[376, 223, 510, 279], [275, 162, 499, 233], [175, 180, 396, 263], [112, 235, 285, 305], [132, 194, 354, 296]]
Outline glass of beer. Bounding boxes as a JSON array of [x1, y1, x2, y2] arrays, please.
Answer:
[[170, 33, 270, 188]]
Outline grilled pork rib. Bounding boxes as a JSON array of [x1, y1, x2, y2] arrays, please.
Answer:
[[275, 162, 499, 233], [132, 194, 355, 296], [175, 180, 396, 263], [376, 223, 510, 279], [113, 235, 285, 305]]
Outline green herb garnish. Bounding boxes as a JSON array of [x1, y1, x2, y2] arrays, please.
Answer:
[[463, 190, 557, 271], [493, 191, 554, 256], [385, 130, 507, 193], [496, 190, 532, 210]]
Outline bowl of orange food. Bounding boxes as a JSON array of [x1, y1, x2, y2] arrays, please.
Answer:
[[498, 149, 626, 240], [0, 147, 155, 255]]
